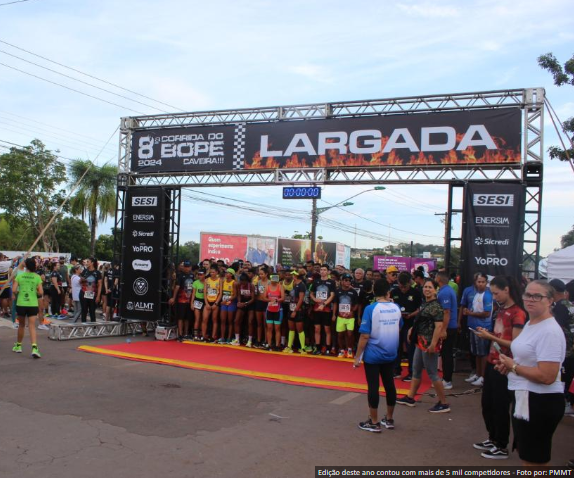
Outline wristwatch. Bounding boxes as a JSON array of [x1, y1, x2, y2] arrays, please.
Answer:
[[511, 363, 518, 375]]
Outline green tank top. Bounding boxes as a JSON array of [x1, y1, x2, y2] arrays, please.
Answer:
[[15, 272, 42, 307]]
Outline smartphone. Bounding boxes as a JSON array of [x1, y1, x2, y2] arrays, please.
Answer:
[[468, 327, 479, 334], [492, 342, 502, 354]]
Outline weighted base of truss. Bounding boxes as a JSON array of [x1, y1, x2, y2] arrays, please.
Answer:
[[49, 320, 157, 341]]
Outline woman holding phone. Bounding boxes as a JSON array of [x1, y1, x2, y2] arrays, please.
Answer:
[[472, 276, 526, 460]]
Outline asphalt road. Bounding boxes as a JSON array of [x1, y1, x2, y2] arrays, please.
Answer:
[[0, 321, 572, 477]]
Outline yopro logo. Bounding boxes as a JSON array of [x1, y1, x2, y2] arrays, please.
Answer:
[[474, 256, 508, 266], [132, 245, 153, 253], [473, 194, 514, 207], [132, 196, 158, 207], [133, 277, 149, 296]]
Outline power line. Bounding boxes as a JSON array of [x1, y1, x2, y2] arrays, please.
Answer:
[[0, 61, 145, 114], [0, 0, 38, 6], [0, 38, 184, 112], [0, 138, 76, 163], [0, 49, 170, 114]]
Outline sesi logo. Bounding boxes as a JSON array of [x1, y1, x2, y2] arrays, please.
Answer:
[[473, 194, 514, 207], [132, 196, 158, 207]]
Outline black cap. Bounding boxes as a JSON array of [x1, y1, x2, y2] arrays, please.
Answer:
[[197, 269, 206, 275], [183, 260, 192, 267], [549, 279, 566, 293], [341, 273, 352, 280]]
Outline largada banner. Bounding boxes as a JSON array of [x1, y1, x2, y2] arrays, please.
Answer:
[[120, 187, 165, 321], [461, 182, 525, 286], [130, 108, 521, 173]]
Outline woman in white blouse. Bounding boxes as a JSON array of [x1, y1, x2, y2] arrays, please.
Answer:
[[496, 280, 566, 466]]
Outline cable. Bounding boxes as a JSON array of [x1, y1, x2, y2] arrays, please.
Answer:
[[0, 61, 145, 114], [0, 39, 184, 112], [0, 49, 170, 114], [0, 0, 37, 5]]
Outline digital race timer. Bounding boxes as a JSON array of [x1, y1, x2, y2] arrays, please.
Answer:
[[282, 187, 322, 199]]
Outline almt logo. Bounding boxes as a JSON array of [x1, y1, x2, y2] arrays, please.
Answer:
[[132, 196, 158, 207], [473, 194, 514, 207]]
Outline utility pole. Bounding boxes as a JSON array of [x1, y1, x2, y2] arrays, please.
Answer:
[[435, 212, 449, 270], [310, 198, 318, 262]]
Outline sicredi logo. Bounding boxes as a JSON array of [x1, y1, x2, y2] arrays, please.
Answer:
[[132, 196, 157, 207], [473, 194, 514, 207], [474, 237, 510, 246]]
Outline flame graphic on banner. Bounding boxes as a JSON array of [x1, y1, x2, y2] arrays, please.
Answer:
[[245, 134, 520, 169]]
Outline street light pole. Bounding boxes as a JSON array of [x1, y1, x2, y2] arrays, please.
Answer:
[[309, 186, 386, 262]]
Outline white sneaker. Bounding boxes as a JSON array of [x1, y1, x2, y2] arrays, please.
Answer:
[[471, 376, 484, 387], [565, 403, 574, 417], [38, 324, 50, 331], [443, 380, 453, 390], [230, 339, 240, 346], [465, 373, 479, 383], [12, 322, 19, 329]]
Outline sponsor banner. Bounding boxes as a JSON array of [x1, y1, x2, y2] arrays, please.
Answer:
[[121, 187, 164, 321], [336, 243, 346, 268], [373, 256, 437, 273], [199, 233, 277, 267], [0, 251, 71, 263], [277, 238, 312, 266], [130, 125, 235, 173], [344, 246, 351, 270], [461, 182, 525, 287], [243, 108, 521, 169], [314, 240, 337, 267], [200, 233, 248, 266]]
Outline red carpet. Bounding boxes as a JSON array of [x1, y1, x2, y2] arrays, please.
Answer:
[[78, 341, 431, 396]]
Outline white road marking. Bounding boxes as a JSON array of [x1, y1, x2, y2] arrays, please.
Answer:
[[330, 392, 360, 405]]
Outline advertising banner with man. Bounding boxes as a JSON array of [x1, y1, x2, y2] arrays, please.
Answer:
[[121, 187, 165, 321], [246, 236, 276, 267], [461, 182, 525, 285]]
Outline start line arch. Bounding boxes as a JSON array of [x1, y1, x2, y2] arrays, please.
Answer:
[[113, 87, 544, 323]]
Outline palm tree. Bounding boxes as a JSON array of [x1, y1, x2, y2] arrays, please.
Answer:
[[68, 159, 117, 256]]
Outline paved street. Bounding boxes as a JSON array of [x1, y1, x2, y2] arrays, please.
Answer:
[[0, 323, 572, 477]]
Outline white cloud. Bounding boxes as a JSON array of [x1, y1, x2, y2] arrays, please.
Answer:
[[397, 2, 460, 17], [288, 64, 332, 83]]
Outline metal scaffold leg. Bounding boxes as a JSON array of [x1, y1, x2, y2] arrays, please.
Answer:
[[48, 320, 156, 341]]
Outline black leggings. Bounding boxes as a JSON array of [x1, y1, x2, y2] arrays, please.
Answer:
[[482, 362, 512, 448], [81, 294, 97, 322], [364, 361, 396, 409], [440, 328, 457, 382], [50, 287, 61, 316]]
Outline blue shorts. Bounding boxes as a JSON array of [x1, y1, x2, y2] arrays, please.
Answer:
[[221, 302, 237, 313], [470, 333, 491, 357]]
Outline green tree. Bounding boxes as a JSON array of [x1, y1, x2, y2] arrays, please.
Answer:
[[538, 53, 574, 162], [55, 217, 91, 258], [178, 241, 200, 264], [95, 234, 114, 262], [68, 159, 117, 255], [0, 140, 67, 251], [561, 225, 574, 248], [0, 216, 35, 251]]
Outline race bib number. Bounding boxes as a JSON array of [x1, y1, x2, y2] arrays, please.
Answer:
[[289, 302, 297, 312], [84, 291, 94, 299], [62, 282, 68, 288], [258, 285, 265, 294], [240, 289, 251, 297], [222, 293, 231, 302], [339, 303, 351, 314], [317, 291, 328, 300], [284, 295, 291, 303], [193, 300, 203, 310], [207, 288, 217, 297]]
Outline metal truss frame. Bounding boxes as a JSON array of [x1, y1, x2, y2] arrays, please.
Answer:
[[161, 188, 181, 324], [49, 320, 156, 341], [116, 87, 546, 280]]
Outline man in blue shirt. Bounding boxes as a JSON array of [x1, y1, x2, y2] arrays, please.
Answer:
[[436, 272, 458, 389]]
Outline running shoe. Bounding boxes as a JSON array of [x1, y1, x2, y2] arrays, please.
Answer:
[[402, 374, 412, 382], [330, 347, 337, 356], [465, 373, 479, 383], [473, 439, 495, 451], [246, 340, 253, 348], [443, 380, 453, 390], [38, 324, 50, 331], [283, 346, 293, 353], [230, 339, 240, 346], [393, 371, 402, 379], [347, 349, 354, 359], [304, 345, 313, 353], [428, 402, 450, 413], [338, 350, 345, 358], [358, 418, 382, 433], [12, 342, 22, 353], [12, 322, 19, 329], [380, 416, 395, 430], [481, 447, 509, 460], [471, 377, 484, 387], [217, 337, 226, 344], [312, 347, 322, 356], [31, 345, 41, 359], [177, 335, 184, 342], [396, 395, 416, 407], [321, 346, 327, 355], [299, 348, 307, 355]]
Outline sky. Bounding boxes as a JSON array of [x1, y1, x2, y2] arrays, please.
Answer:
[[0, 0, 573, 257]]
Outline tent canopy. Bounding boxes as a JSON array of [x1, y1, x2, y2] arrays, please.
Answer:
[[546, 245, 574, 283]]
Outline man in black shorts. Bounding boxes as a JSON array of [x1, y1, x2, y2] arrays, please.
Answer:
[[310, 265, 336, 355], [169, 260, 194, 341]]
